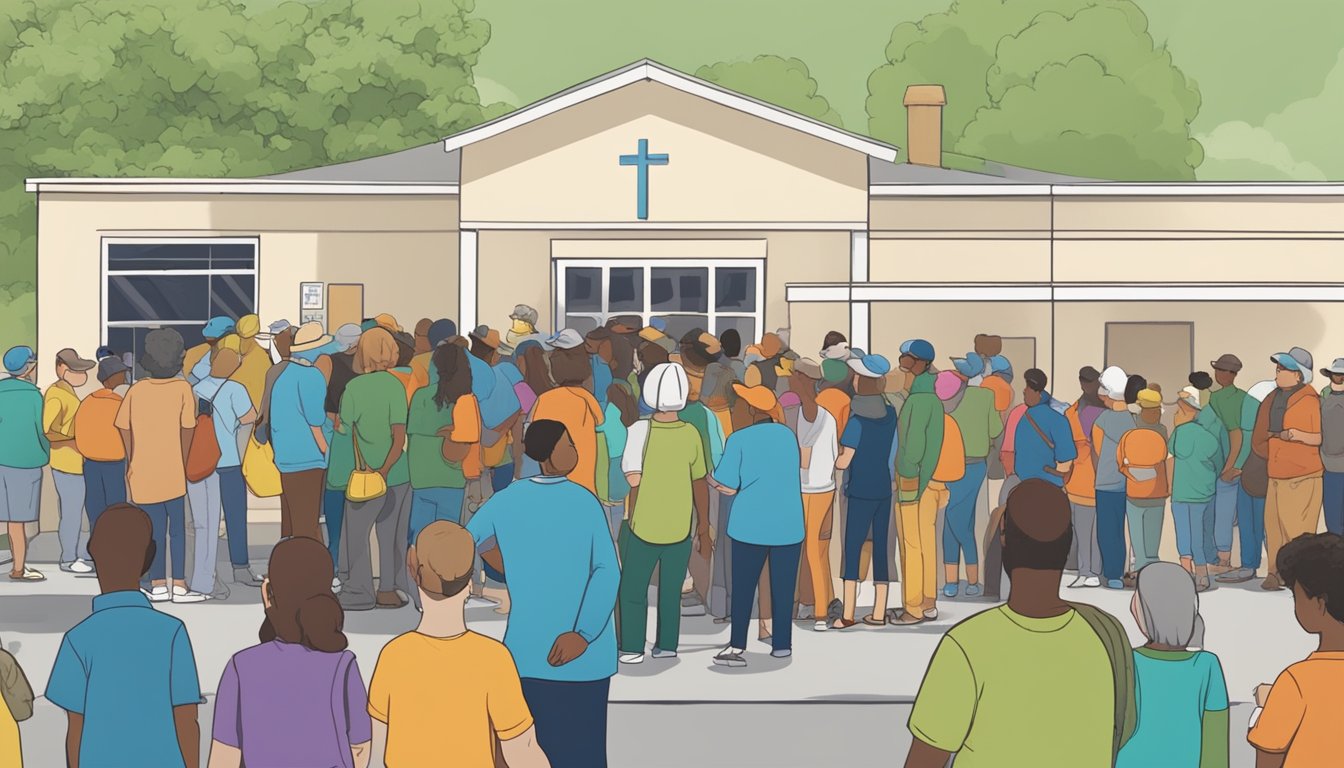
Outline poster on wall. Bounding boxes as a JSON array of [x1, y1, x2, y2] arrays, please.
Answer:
[[300, 282, 324, 310]]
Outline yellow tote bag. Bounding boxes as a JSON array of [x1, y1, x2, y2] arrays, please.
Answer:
[[345, 424, 387, 503], [242, 432, 282, 498]]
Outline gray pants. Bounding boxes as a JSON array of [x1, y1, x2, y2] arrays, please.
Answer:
[[1071, 502, 1102, 579], [186, 472, 222, 594], [1127, 500, 1165, 572], [338, 483, 411, 610], [54, 470, 89, 563]]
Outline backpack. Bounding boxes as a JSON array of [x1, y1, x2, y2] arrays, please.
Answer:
[[1068, 602, 1137, 766], [0, 648, 33, 723], [1118, 428, 1170, 500], [185, 382, 227, 483]]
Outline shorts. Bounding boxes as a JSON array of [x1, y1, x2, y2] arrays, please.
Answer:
[[0, 467, 42, 523]]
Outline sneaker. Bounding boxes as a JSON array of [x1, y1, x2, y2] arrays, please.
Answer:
[[331, 577, 342, 593], [172, 586, 208, 604], [1216, 567, 1256, 584], [1067, 575, 1086, 588], [965, 584, 982, 597], [233, 567, 263, 587], [1104, 579, 1125, 590], [651, 648, 677, 659], [144, 586, 171, 602], [923, 608, 939, 620], [942, 583, 959, 598], [8, 567, 45, 582], [813, 620, 829, 632], [771, 649, 792, 659], [713, 647, 747, 668], [61, 560, 94, 574], [1082, 576, 1102, 588], [619, 652, 645, 665]]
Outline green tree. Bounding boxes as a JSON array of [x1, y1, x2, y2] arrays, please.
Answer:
[[0, 0, 508, 351], [696, 55, 844, 127], [866, 0, 1202, 179]]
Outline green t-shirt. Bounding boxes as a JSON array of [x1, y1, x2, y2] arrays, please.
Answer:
[[338, 371, 409, 488], [1169, 422, 1221, 503], [407, 388, 465, 489], [950, 385, 1004, 459], [628, 420, 707, 545], [1208, 386, 1246, 436], [908, 606, 1114, 768]]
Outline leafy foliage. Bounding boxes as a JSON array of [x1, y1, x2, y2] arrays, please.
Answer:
[[867, 0, 1203, 179], [696, 55, 844, 128], [0, 0, 506, 349]]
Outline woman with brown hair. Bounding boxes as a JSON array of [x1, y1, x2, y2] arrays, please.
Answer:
[[208, 537, 372, 768], [336, 328, 412, 611]]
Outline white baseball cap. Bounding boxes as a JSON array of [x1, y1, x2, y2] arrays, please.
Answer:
[[1098, 365, 1128, 400]]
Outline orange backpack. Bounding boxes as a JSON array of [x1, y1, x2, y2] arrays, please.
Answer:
[[1119, 428, 1170, 500]]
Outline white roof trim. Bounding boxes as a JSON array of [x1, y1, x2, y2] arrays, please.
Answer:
[[870, 183, 1344, 197], [787, 281, 1344, 303], [869, 184, 1052, 197], [442, 61, 898, 162], [26, 179, 460, 195], [460, 220, 864, 231]]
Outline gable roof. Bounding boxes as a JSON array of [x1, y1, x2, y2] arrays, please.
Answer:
[[439, 59, 899, 162], [269, 143, 460, 183]]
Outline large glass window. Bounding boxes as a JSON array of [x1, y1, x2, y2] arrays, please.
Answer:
[[556, 259, 763, 343], [103, 239, 258, 374]]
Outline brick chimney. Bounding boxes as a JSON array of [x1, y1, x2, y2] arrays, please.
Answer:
[[903, 85, 946, 168]]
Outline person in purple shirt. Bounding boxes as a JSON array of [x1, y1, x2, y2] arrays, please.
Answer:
[[209, 537, 372, 768]]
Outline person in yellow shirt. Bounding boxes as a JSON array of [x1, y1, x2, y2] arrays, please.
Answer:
[[369, 521, 549, 768], [218, 314, 272, 408], [45, 348, 96, 574]]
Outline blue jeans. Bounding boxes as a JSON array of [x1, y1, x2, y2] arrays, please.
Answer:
[[1237, 487, 1266, 570], [1172, 500, 1214, 565], [1325, 471, 1344, 536], [409, 487, 466, 546], [842, 496, 891, 582], [142, 497, 187, 581], [53, 470, 88, 564], [82, 459, 126, 544], [488, 460, 514, 495], [729, 538, 801, 653], [1208, 477, 1239, 561], [943, 461, 986, 566], [520, 677, 609, 768], [1094, 490, 1128, 581], [218, 467, 249, 568], [323, 488, 346, 566]]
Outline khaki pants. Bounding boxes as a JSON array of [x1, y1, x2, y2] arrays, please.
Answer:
[[1266, 475, 1323, 575], [796, 491, 836, 614], [898, 482, 948, 617]]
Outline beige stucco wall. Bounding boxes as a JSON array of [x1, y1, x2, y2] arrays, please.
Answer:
[[475, 229, 850, 350], [870, 301, 1053, 379], [460, 80, 868, 225]]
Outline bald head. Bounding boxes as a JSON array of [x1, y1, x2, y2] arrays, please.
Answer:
[[1002, 479, 1072, 573]]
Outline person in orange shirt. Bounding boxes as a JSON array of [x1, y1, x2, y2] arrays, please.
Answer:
[[532, 332, 604, 497], [73, 357, 131, 563], [1252, 347, 1324, 592], [1249, 533, 1344, 767]]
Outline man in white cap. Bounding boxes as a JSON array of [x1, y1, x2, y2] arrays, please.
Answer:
[[618, 362, 709, 664], [1252, 346, 1323, 591], [1322, 358, 1344, 536], [1091, 365, 1134, 590]]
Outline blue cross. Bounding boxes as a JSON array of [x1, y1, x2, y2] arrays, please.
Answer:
[[618, 138, 669, 220]]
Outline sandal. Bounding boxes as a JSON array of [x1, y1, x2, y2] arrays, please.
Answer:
[[862, 615, 887, 627], [831, 618, 859, 630]]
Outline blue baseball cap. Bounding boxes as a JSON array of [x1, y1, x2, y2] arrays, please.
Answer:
[[952, 353, 985, 379], [907, 339, 935, 362], [848, 353, 891, 378], [1271, 347, 1314, 385], [989, 355, 1014, 382], [898, 340, 913, 355], [3, 345, 36, 375], [649, 317, 667, 332], [202, 316, 236, 339]]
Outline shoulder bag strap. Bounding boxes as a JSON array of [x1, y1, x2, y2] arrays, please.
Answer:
[[350, 422, 367, 473], [1023, 411, 1054, 450]]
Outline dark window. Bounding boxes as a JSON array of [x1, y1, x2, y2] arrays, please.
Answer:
[[608, 267, 644, 312], [210, 275, 255, 320], [108, 325, 205, 382], [654, 314, 709, 342], [108, 276, 210, 323], [651, 267, 708, 312], [107, 242, 256, 271], [715, 267, 756, 312], [565, 268, 602, 312], [210, 243, 257, 270]]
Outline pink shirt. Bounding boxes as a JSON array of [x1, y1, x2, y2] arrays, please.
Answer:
[[1001, 403, 1028, 462]]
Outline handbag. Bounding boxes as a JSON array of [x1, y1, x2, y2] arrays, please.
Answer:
[[242, 433, 282, 497], [345, 423, 388, 503], [185, 383, 227, 483], [0, 648, 34, 723]]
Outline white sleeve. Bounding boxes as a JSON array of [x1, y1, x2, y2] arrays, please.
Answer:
[[623, 420, 650, 474]]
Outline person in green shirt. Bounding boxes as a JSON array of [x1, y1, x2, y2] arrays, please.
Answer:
[[337, 329, 411, 612], [1169, 387, 1225, 591], [617, 363, 710, 664], [895, 339, 945, 626], [407, 344, 475, 552], [906, 479, 1131, 768], [1206, 354, 1247, 574]]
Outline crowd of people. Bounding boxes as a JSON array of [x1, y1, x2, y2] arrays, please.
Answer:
[[1, 306, 1343, 766]]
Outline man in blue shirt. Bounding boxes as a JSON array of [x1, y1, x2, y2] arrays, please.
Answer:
[[712, 384, 804, 668], [832, 353, 899, 629], [467, 419, 618, 768], [47, 503, 203, 767], [266, 324, 331, 542], [1013, 369, 1077, 487], [468, 325, 524, 493]]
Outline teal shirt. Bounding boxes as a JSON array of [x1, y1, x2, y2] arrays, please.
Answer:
[[715, 421, 804, 546], [1235, 393, 1263, 470], [0, 377, 50, 469], [1196, 406, 1230, 468], [897, 371, 944, 498], [1117, 648, 1229, 768], [1170, 421, 1223, 503]]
